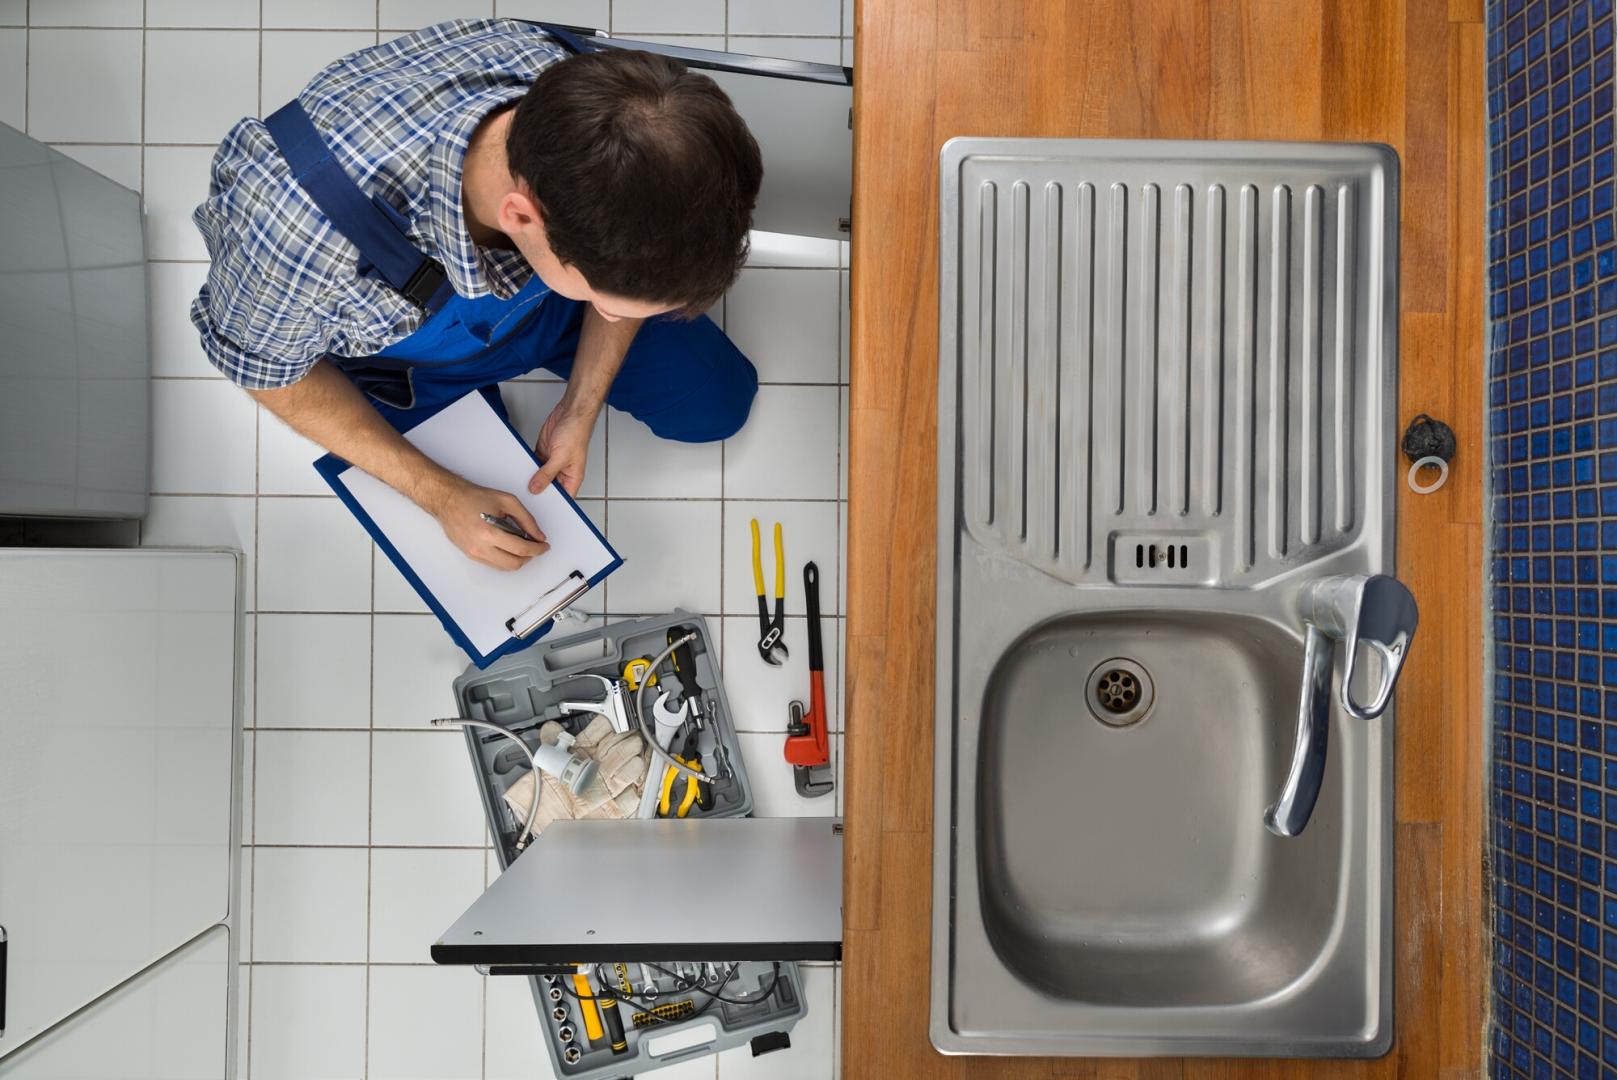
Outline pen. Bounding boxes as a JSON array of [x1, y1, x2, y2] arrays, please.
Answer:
[[480, 512, 540, 543]]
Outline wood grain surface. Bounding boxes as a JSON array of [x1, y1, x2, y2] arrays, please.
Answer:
[[842, 1, 1486, 1076]]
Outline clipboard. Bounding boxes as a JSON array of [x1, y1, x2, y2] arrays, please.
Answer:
[[315, 388, 622, 668]]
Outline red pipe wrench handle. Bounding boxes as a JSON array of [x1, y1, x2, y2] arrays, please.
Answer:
[[785, 669, 829, 767]]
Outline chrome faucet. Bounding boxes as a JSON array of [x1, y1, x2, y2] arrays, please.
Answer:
[[1264, 575, 1418, 838]]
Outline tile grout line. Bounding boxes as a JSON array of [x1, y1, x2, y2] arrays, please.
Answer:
[[242, 0, 261, 1054], [245, 1, 262, 1062], [365, 331, 377, 1080], [138, 255, 843, 268], [20, 0, 27, 135], [835, 10, 848, 1073], [154, 490, 846, 500], [719, 293, 728, 660]]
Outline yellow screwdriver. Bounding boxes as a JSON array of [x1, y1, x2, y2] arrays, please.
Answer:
[[572, 968, 604, 1045]]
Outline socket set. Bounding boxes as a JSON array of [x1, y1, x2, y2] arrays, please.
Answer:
[[452, 612, 807, 1079], [532, 959, 802, 1077]]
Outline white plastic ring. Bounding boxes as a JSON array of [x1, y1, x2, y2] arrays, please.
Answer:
[[1407, 455, 1449, 495]]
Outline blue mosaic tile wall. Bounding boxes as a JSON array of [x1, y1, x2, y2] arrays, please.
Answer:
[[1490, 0, 1617, 1076]]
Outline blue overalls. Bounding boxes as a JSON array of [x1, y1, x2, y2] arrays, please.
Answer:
[[262, 101, 757, 440]]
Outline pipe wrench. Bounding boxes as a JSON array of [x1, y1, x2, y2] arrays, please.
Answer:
[[786, 562, 833, 797]]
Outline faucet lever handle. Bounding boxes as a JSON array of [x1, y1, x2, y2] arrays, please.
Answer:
[[1302, 575, 1418, 722]]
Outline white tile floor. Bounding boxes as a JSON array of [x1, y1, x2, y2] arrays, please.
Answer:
[[1, 3, 851, 1077]]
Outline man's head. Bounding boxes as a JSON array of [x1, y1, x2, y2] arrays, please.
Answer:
[[500, 48, 763, 321]]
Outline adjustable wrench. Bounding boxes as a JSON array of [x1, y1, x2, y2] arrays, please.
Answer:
[[635, 691, 690, 818]]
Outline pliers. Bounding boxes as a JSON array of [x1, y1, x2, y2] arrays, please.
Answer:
[[657, 728, 713, 818], [751, 519, 789, 665]]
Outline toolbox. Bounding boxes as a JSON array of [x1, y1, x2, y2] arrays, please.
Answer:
[[442, 611, 831, 1080]]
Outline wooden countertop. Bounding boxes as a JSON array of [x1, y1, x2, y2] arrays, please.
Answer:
[[842, 2, 1486, 1077]]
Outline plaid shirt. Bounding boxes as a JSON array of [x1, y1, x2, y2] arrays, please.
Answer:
[[190, 19, 568, 389]]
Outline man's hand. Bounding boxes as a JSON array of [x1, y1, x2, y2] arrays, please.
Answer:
[[423, 475, 549, 571], [251, 361, 550, 571], [530, 398, 598, 497], [527, 306, 641, 496]]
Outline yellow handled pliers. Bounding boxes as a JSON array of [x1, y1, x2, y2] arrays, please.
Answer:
[[658, 751, 713, 818], [750, 519, 789, 665], [658, 725, 713, 818]]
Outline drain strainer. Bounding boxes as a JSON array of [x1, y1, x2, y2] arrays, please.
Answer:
[[1085, 658, 1155, 727]]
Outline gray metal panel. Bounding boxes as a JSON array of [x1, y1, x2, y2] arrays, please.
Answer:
[[948, 139, 1395, 588], [434, 819, 842, 963], [0, 548, 243, 1063], [0, 123, 149, 520], [587, 33, 852, 240], [706, 67, 851, 240]]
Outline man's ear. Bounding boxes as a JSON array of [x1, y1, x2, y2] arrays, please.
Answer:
[[497, 187, 545, 240]]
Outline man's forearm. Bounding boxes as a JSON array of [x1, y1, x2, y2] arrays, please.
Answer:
[[560, 307, 641, 416], [249, 359, 458, 513]]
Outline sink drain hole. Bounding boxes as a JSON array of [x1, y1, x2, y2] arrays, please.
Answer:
[[1097, 670, 1139, 712], [1085, 659, 1155, 727]]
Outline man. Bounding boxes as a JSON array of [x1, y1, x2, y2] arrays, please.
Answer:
[[192, 19, 763, 569]]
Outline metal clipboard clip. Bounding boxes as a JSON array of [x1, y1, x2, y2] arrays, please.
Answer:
[[505, 570, 589, 639]]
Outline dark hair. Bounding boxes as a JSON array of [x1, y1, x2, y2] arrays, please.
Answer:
[[507, 48, 763, 315]]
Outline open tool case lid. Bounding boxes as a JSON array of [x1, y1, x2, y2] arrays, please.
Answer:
[[532, 22, 852, 240], [432, 818, 843, 964]]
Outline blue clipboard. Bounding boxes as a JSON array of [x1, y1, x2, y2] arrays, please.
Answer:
[[314, 387, 622, 669]]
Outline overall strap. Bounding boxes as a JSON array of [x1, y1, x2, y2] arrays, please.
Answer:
[[536, 22, 599, 55], [263, 100, 454, 313]]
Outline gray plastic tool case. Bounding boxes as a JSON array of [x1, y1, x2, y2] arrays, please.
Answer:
[[449, 611, 807, 1079]]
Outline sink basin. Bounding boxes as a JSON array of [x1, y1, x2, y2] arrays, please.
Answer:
[[933, 139, 1399, 1057], [979, 611, 1335, 1009]]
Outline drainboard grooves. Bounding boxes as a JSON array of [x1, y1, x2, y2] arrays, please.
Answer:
[[1170, 183, 1194, 517], [951, 147, 1382, 587], [1068, 181, 1097, 571], [1010, 180, 1031, 543], [1202, 183, 1227, 518], [1334, 181, 1357, 534], [1108, 182, 1129, 515], [1019, 180, 1054, 562], [1236, 183, 1259, 570], [1266, 184, 1292, 560], [1139, 183, 1161, 516], [1033, 180, 1063, 565], [973, 179, 998, 529], [1300, 184, 1324, 546]]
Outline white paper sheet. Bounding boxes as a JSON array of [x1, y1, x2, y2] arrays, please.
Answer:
[[337, 393, 616, 656]]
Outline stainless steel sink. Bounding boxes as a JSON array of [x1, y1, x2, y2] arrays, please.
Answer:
[[932, 139, 1411, 1057]]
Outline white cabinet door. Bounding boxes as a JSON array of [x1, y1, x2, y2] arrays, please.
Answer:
[[0, 550, 240, 1059], [0, 926, 232, 1079]]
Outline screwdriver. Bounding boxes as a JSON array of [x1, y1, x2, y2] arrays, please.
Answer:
[[596, 976, 628, 1055], [572, 968, 604, 1045]]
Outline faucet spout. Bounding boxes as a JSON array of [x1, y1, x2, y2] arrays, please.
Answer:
[[1264, 624, 1334, 837], [1265, 575, 1418, 838]]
